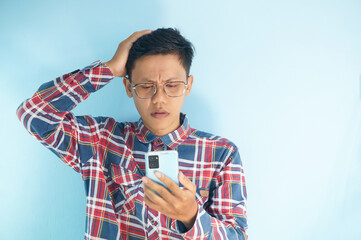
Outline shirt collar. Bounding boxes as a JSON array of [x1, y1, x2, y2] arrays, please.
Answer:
[[135, 113, 191, 149]]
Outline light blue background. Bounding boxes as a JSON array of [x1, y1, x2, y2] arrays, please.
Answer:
[[1, 0, 360, 239]]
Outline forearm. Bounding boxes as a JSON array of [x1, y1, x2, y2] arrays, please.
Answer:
[[176, 146, 248, 239], [16, 61, 115, 171], [16, 61, 114, 134]]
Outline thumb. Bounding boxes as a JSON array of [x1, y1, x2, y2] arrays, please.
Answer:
[[179, 171, 196, 193]]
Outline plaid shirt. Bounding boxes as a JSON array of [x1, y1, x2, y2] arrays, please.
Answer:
[[16, 61, 248, 240]]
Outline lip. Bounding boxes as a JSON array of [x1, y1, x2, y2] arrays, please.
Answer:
[[151, 110, 169, 119]]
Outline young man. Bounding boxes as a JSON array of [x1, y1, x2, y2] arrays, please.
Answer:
[[17, 28, 248, 239]]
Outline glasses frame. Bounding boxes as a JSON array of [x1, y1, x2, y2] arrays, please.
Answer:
[[129, 80, 189, 99]]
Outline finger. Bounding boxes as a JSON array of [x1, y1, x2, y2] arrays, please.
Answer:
[[143, 176, 176, 202], [144, 193, 162, 213], [128, 29, 152, 43], [179, 171, 196, 193], [119, 30, 152, 53], [154, 172, 183, 198], [143, 180, 165, 203]]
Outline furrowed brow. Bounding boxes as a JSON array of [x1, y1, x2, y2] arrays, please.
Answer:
[[164, 77, 179, 82], [137, 77, 179, 83]]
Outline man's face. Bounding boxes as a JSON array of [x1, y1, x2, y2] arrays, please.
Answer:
[[123, 54, 193, 136]]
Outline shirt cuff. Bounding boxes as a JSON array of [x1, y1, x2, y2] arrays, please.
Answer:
[[170, 204, 211, 239], [35, 60, 115, 112], [81, 60, 115, 91]]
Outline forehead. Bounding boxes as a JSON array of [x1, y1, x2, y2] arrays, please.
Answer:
[[131, 54, 187, 82]]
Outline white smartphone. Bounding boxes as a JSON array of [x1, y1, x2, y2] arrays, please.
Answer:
[[145, 150, 179, 189]]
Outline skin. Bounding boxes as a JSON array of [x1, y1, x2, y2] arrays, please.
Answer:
[[123, 53, 194, 137], [105, 30, 198, 230], [142, 171, 198, 230]]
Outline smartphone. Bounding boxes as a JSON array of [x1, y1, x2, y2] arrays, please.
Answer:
[[145, 150, 179, 189]]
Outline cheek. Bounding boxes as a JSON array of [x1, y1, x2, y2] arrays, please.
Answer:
[[170, 98, 185, 113], [133, 99, 150, 114]]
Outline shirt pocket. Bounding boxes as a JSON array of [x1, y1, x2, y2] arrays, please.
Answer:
[[110, 163, 143, 216]]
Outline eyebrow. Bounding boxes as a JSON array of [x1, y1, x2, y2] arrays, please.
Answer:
[[137, 77, 179, 83]]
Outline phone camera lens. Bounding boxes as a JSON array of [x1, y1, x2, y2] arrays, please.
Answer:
[[148, 155, 159, 169]]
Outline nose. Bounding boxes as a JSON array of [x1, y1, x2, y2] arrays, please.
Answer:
[[151, 83, 167, 104]]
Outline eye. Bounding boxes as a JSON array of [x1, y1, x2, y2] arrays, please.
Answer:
[[138, 84, 154, 89], [167, 82, 181, 88], [141, 85, 153, 89]]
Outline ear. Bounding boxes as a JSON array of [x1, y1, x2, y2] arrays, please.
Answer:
[[185, 75, 194, 96], [123, 77, 133, 98]]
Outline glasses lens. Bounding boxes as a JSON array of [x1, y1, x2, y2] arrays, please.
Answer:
[[135, 84, 155, 98], [164, 82, 186, 97]]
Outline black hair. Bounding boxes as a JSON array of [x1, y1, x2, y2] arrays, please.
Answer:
[[125, 28, 195, 80]]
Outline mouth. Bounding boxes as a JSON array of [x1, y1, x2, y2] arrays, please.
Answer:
[[151, 110, 169, 119]]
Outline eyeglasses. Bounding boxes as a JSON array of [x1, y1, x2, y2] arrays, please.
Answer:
[[130, 81, 188, 99]]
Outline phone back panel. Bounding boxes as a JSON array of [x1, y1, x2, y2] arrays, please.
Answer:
[[145, 150, 179, 187]]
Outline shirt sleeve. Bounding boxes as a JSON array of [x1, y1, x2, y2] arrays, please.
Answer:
[[16, 60, 115, 173], [172, 147, 248, 239]]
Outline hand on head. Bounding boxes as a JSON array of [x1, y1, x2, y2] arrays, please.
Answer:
[[105, 30, 152, 77]]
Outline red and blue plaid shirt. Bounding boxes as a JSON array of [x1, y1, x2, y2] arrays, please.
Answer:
[[16, 61, 248, 240]]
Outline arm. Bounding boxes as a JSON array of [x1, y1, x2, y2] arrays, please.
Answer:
[[177, 147, 248, 239], [142, 146, 248, 239], [16, 30, 152, 172], [16, 62, 114, 172]]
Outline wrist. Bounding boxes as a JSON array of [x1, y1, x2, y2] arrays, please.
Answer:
[[181, 203, 198, 231], [104, 60, 124, 77]]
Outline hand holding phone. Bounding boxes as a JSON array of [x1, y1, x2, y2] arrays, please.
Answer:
[[143, 151, 198, 229]]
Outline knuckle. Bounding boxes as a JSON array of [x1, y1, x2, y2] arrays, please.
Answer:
[[180, 196, 187, 203], [173, 202, 181, 212], [166, 180, 174, 188], [157, 188, 165, 196]]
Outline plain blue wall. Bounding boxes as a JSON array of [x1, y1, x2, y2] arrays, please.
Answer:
[[1, 0, 360, 239]]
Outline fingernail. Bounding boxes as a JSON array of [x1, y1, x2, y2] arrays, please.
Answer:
[[179, 171, 184, 179], [142, 177, 148, 184], [155, 171, 162, 179]]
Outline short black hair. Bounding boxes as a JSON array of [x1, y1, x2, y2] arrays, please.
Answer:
[[125, 28, 195, 80]]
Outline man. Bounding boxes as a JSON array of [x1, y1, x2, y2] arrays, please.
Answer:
[[17, 28, 248, 239]]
